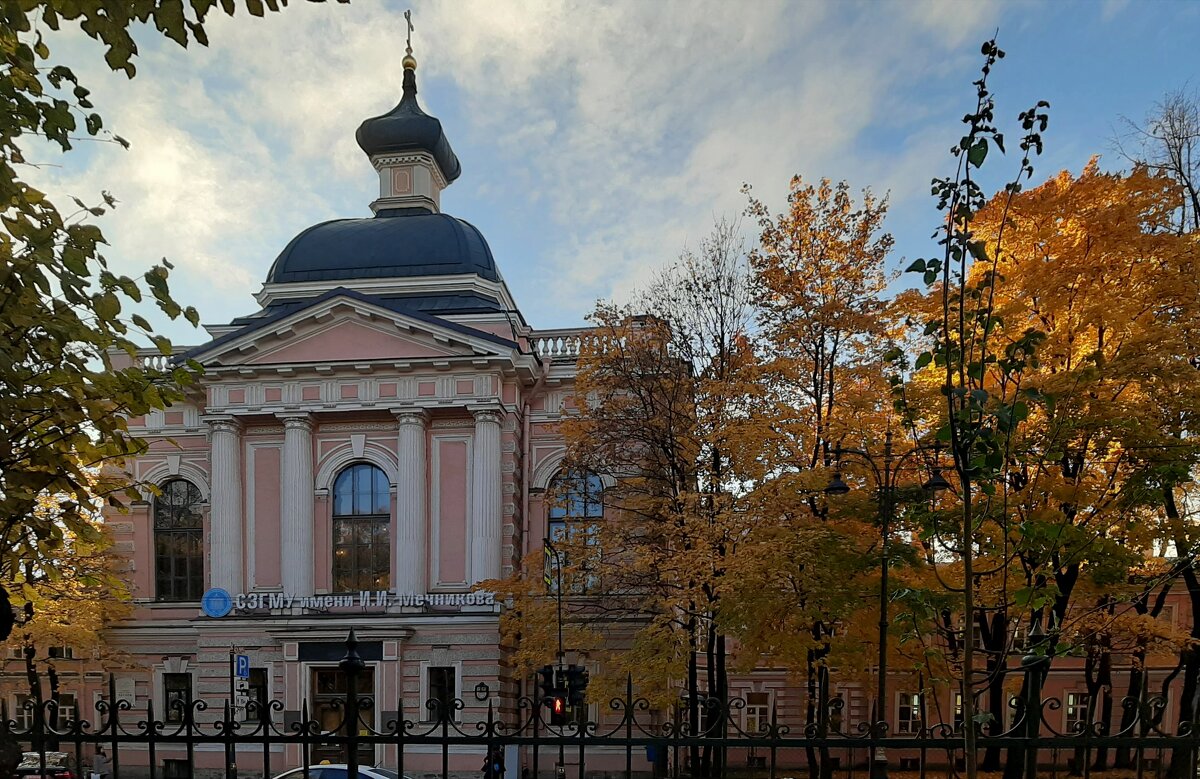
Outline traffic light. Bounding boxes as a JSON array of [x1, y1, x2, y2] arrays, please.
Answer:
[[536, 665, 555, 701], [565, 664, 589, 707], [549, 692, 568, 726]]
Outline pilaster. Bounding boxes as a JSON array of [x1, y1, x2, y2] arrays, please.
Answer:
[[469, 407, 503, 584]]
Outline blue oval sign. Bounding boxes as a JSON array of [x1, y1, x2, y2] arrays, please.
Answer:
[[201, 588, 233, 618]]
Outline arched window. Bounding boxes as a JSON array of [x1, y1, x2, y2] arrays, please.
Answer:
[[332, 463, 391, 592], [154, 479, 205, 601], [547, 469, 603, 593], [548, 470, 604, 522]]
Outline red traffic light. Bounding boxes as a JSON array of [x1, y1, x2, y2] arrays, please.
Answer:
[[552, 696, 565, 715]]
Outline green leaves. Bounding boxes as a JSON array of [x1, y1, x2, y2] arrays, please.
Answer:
[[0, 0, 324, 639], [967, 139, 988, 168]]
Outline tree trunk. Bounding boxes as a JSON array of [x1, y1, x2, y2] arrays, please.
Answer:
[[47, 663, 60, 750], [979, 611, 1008, 772], [687, 614, 700, 779], [1166, 485, 1200, 779], [804, 646, 819, 779]]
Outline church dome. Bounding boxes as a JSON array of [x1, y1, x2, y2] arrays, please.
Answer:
[[265, 208, 499, 284], [355, 68, 461, 183]]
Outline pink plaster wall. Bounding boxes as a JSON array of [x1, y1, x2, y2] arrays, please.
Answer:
[[248, 320, 451, 364], [253, 446, 282, 588], [129, 503, 153, 598], [265, 387, 282, 402], [437, 439, 468, 585]]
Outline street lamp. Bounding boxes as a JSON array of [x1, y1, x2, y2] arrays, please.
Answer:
[[824, 430, 949, 779]]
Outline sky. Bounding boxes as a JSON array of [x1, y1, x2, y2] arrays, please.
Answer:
[[22, 0, 1200, 344]]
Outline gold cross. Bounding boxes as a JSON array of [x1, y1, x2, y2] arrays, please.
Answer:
[[404, 9, 414, 54]]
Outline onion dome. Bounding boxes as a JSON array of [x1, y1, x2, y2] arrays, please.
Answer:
[[355, 60, 461, 184]]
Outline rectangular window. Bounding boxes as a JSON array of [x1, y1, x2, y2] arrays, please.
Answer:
[[164, 673, 192, 724], [1066, 692, 1091, 734], [428, 666, 457, 723], [244, 668, 268, 722], [744, 692, 771, 735], [953, 692, 964, 732], [54, 693, 77, 726], [896, 692, 922, 735], [48, 646, 74, 660], [14, 694, 32, 730]]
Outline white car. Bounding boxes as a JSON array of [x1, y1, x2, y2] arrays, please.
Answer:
[[273, 767, 408, 779]]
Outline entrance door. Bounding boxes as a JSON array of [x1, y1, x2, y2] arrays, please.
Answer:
[[311, 667, 376, 765]]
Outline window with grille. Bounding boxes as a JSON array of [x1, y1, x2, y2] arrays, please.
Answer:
[[332, 464, 391, 592], [547, 469, 603, 594], [953, 692, 963, 732], [154, 479, 205, 601]]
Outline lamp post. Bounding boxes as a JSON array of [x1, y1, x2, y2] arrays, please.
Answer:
[[825, 430, 950, 779]]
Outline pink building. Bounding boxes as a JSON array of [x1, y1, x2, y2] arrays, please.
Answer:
[[88, 54, 596, 775]]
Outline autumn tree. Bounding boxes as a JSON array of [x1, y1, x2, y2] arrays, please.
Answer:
[[732, 176, 896, 778], [896, 45, 1200, 777], [0, 488, 130, 757], [1116, 88, 1200, 233], [489, 220, 758, 779], [0, 1, 339, 640]]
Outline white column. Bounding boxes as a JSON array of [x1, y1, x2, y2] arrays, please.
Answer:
[[280, 414, 315, 596], [470, 407, 504, 583], [394, 409, 428, 594], [208, 418, 244, 593]]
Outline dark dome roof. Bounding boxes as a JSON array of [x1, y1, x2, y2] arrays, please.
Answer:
[[355, 68, 461, 183], [266, 208, 499, 284]]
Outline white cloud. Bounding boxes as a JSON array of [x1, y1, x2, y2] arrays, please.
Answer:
[[21, 0, 1009, 336]]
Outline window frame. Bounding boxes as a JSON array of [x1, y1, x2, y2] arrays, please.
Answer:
[[546, 469, 604, 594], [1065, 691, 1092, 734], [426, 665, 458, 724], [331, 463, 392, 593], [163, 672, 192, 724], [153, 479, 206, 602], [743, 691, 771, 735], [896, 692, 923, 735]]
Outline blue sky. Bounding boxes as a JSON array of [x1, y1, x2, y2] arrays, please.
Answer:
[[25, 0, 1200, 344]]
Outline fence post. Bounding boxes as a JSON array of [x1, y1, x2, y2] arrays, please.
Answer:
[[341, 629, 365, 778], [1021, 625, 1049, 779]]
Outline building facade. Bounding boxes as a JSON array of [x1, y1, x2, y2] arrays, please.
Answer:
[[0, 46, 1191, 779], [85, 54, 587, 776]]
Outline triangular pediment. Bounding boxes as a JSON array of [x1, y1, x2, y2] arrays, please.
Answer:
[[247, 317, 473, 365], [190, 292, 511, 368]]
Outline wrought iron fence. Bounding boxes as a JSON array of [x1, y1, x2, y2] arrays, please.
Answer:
[[1, 632, 1196, 779]]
